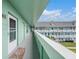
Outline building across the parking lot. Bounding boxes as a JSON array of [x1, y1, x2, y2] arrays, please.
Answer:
[[35, 21, 76, 42]]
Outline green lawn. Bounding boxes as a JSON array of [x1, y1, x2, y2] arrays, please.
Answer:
[[59, 41, 76, 53], [69, 49, 76, 53], [59, 41, 76, 47]]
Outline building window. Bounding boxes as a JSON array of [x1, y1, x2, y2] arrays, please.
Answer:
[[8, 13, 17, 54], [52, 33, 54, 35], [52, 28, 53, 30], [9, 18, 16, 42], [48, 32, 50, 35], [45, 32, 47, 35]]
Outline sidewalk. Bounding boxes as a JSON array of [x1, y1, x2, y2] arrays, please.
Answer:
[[67, 47, 76, 49]]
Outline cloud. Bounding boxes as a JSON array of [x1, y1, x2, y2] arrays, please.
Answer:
[[42, 9, 62, 17], [38, 8, 76, 22], [61, 7, 76, 21], [72, 7, 76, 13]]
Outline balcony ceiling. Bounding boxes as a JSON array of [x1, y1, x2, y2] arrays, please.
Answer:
[[8, 0, 48, 26]]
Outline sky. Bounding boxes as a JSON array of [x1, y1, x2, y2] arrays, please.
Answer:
[[38, 0, 76, 22]]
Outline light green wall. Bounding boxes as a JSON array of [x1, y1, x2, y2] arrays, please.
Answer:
[[2, 0, 31, 59], [2, 0, 48, 59], [35, 36, 49, 59]]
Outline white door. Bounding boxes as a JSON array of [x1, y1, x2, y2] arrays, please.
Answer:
[[8, 14, 17, 54]]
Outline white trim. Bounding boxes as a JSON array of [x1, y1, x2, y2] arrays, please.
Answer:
[[8, 13, 17, 55]]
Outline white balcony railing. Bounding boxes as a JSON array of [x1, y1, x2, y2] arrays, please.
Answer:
[[34, 30, 76, 59], [36, 30, 75, 32]]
